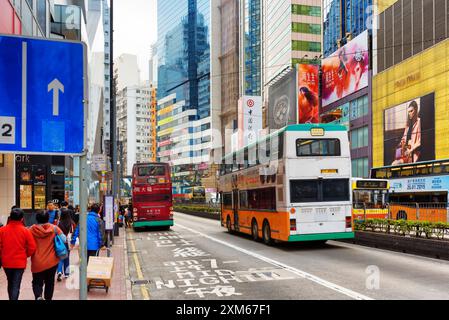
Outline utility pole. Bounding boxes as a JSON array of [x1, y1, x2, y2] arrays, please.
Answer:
[[110, 0, 119, 237]]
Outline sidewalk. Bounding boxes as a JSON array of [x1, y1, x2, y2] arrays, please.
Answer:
[[0, 227, 130, 301]]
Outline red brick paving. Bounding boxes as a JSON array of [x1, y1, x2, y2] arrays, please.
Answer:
[[0, 228, 129, 301]]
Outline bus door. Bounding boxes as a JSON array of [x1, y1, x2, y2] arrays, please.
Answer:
[[233, 189, 239, 232]]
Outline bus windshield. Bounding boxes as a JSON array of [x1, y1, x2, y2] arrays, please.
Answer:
[[138, 165, 166, 177], [353, 189, 388, 209]]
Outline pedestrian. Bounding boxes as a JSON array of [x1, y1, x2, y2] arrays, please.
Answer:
[[29, 211, 66, 301], [73, 205, 80, 225], [0, 208, 37, 300], [70, 204, 104, 264], [57, 202, 74, 282], [46, 201, 60, 225]]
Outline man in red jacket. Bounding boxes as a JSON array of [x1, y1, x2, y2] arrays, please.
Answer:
[[0, 208, 37, 300]]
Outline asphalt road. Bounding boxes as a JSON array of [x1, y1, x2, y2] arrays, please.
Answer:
[[126, 212, 449, 300]]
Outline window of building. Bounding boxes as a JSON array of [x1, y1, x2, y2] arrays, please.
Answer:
[[292, 22, 321, 35], [292, 40, 321, 52], [350, 126, 369, 150], [352, 158, 369, 178], [350, 95, 369, 120], [292, 4, 321, 17]]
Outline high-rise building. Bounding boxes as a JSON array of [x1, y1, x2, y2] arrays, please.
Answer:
[[215, 0, 240, 156], [117, 84, 154, 176], [114, 53, 141, 92], [323, 0, 373, 58], [241, 0, 262, 96], [156, 0, 213, 195], [263, 0, 322, 85]]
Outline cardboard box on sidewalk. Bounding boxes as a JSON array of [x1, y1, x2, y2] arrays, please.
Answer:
[[87, 256, 114, 290]]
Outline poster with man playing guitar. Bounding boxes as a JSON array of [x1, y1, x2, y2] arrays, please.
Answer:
[[384, 93, 435, 166]]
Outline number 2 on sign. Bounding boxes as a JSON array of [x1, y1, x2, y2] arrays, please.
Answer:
[[0, 117, 16, 144]]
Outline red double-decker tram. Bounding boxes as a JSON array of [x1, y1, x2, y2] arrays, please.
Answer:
[[131, 163, 174, 231]]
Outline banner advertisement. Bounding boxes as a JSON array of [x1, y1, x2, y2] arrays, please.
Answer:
[[268, 70, 297, 130], [297, 64, 320, 124], [322, 31, 369, 107], [384, 93, 435, 166], [238, 96, 263, 148]]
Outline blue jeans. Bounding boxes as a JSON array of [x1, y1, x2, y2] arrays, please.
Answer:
[[4, 268, 25, 300], [57, 243, 70, 276]]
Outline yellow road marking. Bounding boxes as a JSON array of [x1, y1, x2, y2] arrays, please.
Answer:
[[129, 236, 150, 300]]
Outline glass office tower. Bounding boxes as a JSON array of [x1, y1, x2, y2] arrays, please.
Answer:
[[323, 0, 372, 57]]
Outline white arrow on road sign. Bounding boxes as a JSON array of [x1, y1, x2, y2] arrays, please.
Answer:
[[48, 79, 65, 116]]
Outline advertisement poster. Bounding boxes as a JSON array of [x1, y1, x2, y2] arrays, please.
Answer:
[[384, 93, 435, 166], [268, 69, 297, 130], [297, 64, 320, 124], [322, 31, 369, 107]]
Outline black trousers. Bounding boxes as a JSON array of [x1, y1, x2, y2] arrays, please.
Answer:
[[4, 268, 25, 300], [32, 265, 58, 300]]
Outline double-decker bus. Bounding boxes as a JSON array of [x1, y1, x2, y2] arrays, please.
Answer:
[[372, 160, 449, 222], [184, 186, 206, 204], [219, 124, 355, 245], [352, 178, 389, 221], [132, 163, 174, 230]]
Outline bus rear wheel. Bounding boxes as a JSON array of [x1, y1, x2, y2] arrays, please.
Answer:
[[251, 220, 259, 241], [262, 221, 272, 246]]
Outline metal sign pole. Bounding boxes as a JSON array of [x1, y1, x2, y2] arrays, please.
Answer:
[[79, 154, 88, 300]]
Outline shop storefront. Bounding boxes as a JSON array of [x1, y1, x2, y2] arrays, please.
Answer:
[[15, 155, 68, 225]]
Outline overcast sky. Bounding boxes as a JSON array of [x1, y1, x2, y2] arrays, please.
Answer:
[[113, 0, 157, 81]]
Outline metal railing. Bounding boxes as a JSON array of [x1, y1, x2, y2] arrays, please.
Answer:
[[388, 203, 448, 223]]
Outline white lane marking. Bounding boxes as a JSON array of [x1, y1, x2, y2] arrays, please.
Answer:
[[223, 261, 239, 264], [176, 223, 374, 301]]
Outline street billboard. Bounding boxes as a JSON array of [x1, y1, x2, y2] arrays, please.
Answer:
[[268, 69, 297, 130], [238, 96, 263, 148], [297, 64, 320, 124], [322, 31, 369, 107], [384, 93, 435, 166], [0, 35, 86, 155]]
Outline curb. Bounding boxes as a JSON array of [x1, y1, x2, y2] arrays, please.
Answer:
[[339, 231, 449, 261], [123, 228, 133, 300]]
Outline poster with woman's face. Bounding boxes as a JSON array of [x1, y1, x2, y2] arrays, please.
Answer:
[[383, 93, 435, 166], [322, 31, 369, 107]]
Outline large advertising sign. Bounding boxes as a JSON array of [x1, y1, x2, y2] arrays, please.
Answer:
[[297, 64, 320, 124], [268, 69, 297, 130], [384, 93, 435, 166], [322, 31, 369, 107], [390, 176, 449, 193], [238, 96, 263, 148]]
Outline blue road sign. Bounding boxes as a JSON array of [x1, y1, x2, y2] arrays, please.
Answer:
[[0, 35, 86, 155]]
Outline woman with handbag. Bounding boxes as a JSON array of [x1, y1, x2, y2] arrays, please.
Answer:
[[56, 207, 74, 282], [29, 211, 66, 301]]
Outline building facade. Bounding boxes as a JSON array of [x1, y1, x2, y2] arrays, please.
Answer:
[[117, 84, 154, 176], [263, 0, 322, 86], [156, 0, 213, 194], [372, 0, 449, 168], [323, 0, 373, 58]]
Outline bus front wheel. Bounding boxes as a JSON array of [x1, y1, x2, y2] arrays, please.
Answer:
[[251, 220, 259, 241], [262, 221, 272, 246]]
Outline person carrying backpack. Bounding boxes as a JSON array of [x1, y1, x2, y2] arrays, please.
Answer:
[[57, 203, 74, 282], [29, 211, 66, 301], [0, 208, 36, 300], [70, 204, 104, 264]]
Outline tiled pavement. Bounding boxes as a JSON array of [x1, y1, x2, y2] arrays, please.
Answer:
[[0, 227, 130, 301]]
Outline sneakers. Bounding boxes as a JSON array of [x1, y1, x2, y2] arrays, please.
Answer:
[[57, 272, 62, 282], [64, 274, 70, 279], [36, 297, 44, 301]]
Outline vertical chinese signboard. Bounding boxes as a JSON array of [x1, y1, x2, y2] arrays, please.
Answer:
[[238, 96, 263, 149], [297, 64, 320, 124]]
